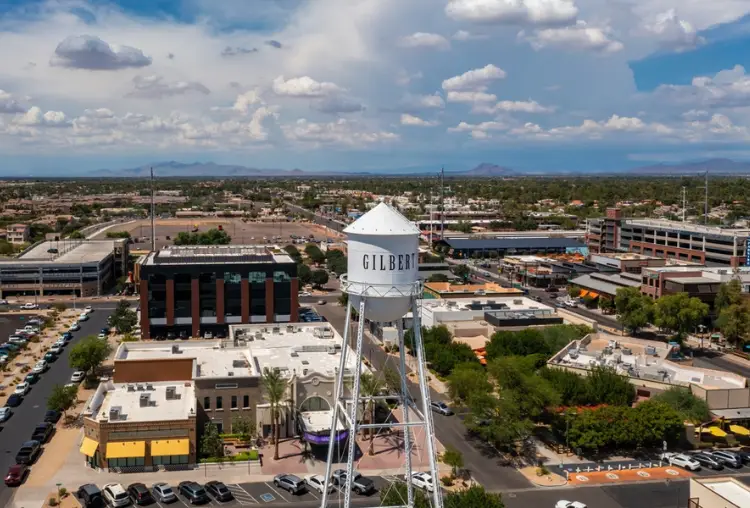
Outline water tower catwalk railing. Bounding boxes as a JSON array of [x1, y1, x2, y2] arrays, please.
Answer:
[[320, 279, 444, 508]]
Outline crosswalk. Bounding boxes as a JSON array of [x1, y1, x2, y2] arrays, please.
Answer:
[[225, 484, 259, 505]]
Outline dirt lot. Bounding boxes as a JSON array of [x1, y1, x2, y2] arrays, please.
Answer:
[[94, 218, 338, 249]]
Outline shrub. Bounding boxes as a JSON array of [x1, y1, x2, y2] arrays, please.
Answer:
[[537, 466, 550, 476], [48, 498, 58, 507], [440, 476, 453, 487], [58, 487, 67, 498]]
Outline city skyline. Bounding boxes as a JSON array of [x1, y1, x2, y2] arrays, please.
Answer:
[[1, 1, 750, 175]]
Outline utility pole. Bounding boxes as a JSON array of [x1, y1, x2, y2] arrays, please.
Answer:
[[704, 170, 709, 225], [440, 167, 445, 240], [429, 187, 434, 250], [150, 167, 156, 251], [681, 186, 686, 222]]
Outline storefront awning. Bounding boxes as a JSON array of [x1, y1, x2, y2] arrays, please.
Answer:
[[106, 441, 146, 459], [587, 291, 600, 299], [150, 439, 189, 456], [730, 424, 750, 436], [80, 437, 99, 457], [579, 290, 589, 297]]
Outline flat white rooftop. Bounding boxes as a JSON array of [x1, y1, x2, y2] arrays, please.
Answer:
[[417, 296, 554, 313], [118, 341, 255, 378], [0, 240, 116, 265], [143, 244, 294, 265], [624, 218, 750, 236], [86, 380, 196, 423], [699, 478, 750, 506]]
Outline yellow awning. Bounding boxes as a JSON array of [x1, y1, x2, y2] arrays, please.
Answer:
[[106, 441, 146, 459], [579, 290, 589, 297], [730, 424, 750, 436], [587, 291, 600, 299], [709, 427, 728, 438], [150, 439, 189, 456], [80, 437, 99, 457]]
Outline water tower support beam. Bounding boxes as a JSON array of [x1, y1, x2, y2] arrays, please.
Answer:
[[343, 297, 368, 508], [321, 301, 352, 508], [396, 320, 415, 507], [410, 298, 444, 508]]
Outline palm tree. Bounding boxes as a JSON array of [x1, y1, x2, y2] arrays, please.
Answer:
[[359, 373, 384, 456], [262, 367, 287, 461]]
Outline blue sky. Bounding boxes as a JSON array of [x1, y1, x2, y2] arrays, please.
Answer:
[[2, 0, 750, 175]]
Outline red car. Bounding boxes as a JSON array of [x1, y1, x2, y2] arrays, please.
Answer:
[[4, 464, 28, 486]]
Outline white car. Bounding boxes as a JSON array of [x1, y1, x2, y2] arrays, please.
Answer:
[[49, 345, 64, 355], [71, 371, 86, 383], [69, 323, 80, 332], [102, 483, 130, 508], [0, 407, 11, 422], [556, 502, 587, 508], [305, 474, 334, 494], [20, 303, 38, 310], [661, 453, 701, 471], [299, 291, 312, 297], [408, 472, 434, 492], [84, 306, 93, 313], [14, 382, 30, 396], [32, 360, 48, 374], [97, 333, 107, 340]]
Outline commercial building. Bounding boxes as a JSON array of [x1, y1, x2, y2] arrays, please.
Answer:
[[423, 280, 523, 299], [137, 245, 299, 340], [413, 296, 558, 328], [434, 236, 586, 259], [587, 208, 750, 267], [641, 266, 750, 306], [80, 380, 197, 471], [689, 477, 750, 508], [6, 224, 30, 244], [0, 239, 129, 298], [108, 323, 359, 451], [569, 272, 642, 299], [588, 252, 672, 274]]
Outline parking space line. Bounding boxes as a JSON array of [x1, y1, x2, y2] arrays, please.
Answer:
[[306, 490, 319, 500], [263, 483, 290, 503], [226, 484, 258, 505]]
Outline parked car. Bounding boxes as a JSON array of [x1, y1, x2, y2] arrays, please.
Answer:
[[273, 474, 306, 495], [151, 483, 177, 503], [691, 453, 724, 470], [660, 453, 701, 471], [69, 323, 81, 332], [15, 440, 42, 464], [31, 422, 54, 443], [204, 481, 233, 502], [304, 475, 334, 494], [32, 360, 48, 374], [127, 483, 154, 505], [737, 447, 750, 464], [0, 407, 12, 422], [4, 464, 28, 486], [77, 484, 104, 508], [317, 299, 327, 305], [710, 450, 743, 468], [71, 371, 86, 383], [14, 382, 30, 396], [44, 410, 61, 423], [24, 373, 39, 385], [78, 313, 89, 322], [84, 306, 93, 313], [49, 345, 64, 355], [44, 352, 57, 362], [178, 481, 209, 504], [408, 472, 434, 492], [430, 401, 453, 416], [62, 332, 74, 341], [332, 469, 358, 485], [103, 483, 131, 507], [20, 303, 38, 310], [331, 469, 374, 495], [555, 502, 587, 508], [5, 394, 22, 407]]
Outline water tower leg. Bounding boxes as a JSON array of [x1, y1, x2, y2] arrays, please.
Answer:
[[410, 299, 444, 508], [396, 319, 415, 507], [343, 298, 367, 508], [320, 301, 352, 508]]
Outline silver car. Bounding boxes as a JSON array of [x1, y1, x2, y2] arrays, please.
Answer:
[[152, 483, 177, 503], [710, 450, 742, 468]]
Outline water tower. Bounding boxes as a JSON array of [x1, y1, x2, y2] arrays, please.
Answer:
[[320, 202, 443, 508]]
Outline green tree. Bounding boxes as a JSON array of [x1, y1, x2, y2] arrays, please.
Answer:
[[598, 296, 616, 314], [715, 279, 742, 312], [311, 269, 329, 287], [111, 308, 138, 334], [173, 228, 231, 245], [488, 356, 560, 420], [651, 387, 711, 424], [231, 415, 256, 442], [304, 244, 325, 264], [717, 302, 750, 346], [297, 264, 312, 286], [68, 230, 85, 239], [442, 446, 464, 478], [47, 384, 78, 415], [452, 264, 470, 281], [379, 482, 429, 508], [614, 286, 653, 335], [584, 366, 636, 406], [261, 367, 287, 460], [427, 273, 449, 283], [539, 367, 588, 406], [654, 293, 709, 338], [68, 336, 112, 376], [359, 372, 384, 456], [51, 302, 67, 312], [382, 367, 401, 395], [284, 245, 303, 263], [337, 292, 348, 307], [200, 422, 224, 458], [447, 362, 492, 405], [444, 485, 504, 508], [567, 285, 581, 298]]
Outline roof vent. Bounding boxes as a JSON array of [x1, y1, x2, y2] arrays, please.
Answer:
[[228, 371, 235, 376]]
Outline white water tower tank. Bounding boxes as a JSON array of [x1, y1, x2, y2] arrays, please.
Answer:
[[343, 202, 421, 322]]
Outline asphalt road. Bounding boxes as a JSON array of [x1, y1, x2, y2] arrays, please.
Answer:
[[314, 303, 531, 491], [505, 480, 690, 508], [693, 351, 750, 379], [0, 304, 114, 508], [285, 203, 346, 233]]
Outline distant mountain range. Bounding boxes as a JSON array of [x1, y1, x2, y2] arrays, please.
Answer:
[[89, 158, 750, 178]]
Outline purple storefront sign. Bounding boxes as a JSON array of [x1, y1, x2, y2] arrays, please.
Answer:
[[304, 430, 349, 445]]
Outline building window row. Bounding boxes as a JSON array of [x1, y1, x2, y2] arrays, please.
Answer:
[[153, 455, 189, 465], [108, 457, 144, 468], [203, 394, 252, 411]]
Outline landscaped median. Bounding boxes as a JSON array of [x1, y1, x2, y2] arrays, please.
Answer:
[[199, 449, 260, 464]]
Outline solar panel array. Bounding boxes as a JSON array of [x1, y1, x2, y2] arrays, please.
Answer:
[[153, 246, 274, 264]]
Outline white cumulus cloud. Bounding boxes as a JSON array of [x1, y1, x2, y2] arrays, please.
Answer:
[[50, 35, 152, 70], [400, 114, 439, 126], [442, 64, 507, 91], [272, 76, 343, 98], [521, 20, 623, 53], [642, 9, 705, 52], [446, 0, 578, 26], [398, 32, 451, 50]]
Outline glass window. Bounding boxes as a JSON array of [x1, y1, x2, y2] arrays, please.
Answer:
[[248, 271, 266, 284], [216, 396, 223, 410], [174, 273, 193, 318], [203, 397, 210, 410], [273, 271, 291, 283], [243, 395, 249, 408], [224, 272, 242, 317], [231, 396, 237, 409], [199, 272, 217, 317]]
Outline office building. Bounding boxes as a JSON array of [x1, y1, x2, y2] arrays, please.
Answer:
[[0, 239, 129, 298], [137, 245, 299, 340], [641, 266, 750, 306], [587, 208, 750, 267]]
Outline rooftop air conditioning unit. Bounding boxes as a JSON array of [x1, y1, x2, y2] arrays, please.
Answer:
[[166, 386, 177, 400], [127, 385, 135, 392], [513, 299, 523, 305], [272, 326, 280, 334], [171, 345, 181, 354], [286, 325, 295, 332], [146, 384, 154, 391], [109, 406, 121, 421], [136, 384, 145, 391], [228, 371, 235, 376], [139, 393, 150, 407], [291, 351, 299, 357]]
